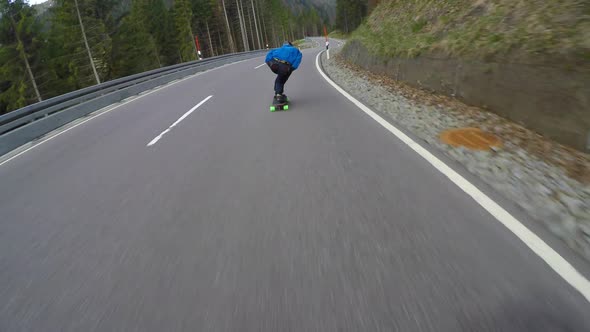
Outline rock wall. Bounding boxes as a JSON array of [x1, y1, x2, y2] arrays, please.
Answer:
[[340, 39, 590, 152]]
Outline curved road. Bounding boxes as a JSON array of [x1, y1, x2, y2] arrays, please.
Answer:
[[1, 43, 590, 331]]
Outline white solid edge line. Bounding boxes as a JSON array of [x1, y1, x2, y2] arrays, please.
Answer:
[[254, 63, 266, 69], [314, 51, 590, 303], [147, 95, 213, 147], [0, 57, 259, 168]]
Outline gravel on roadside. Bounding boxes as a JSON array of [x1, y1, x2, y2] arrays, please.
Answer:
[[319, 44, 590, 261]]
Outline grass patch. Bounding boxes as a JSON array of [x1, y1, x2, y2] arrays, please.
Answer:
[[349, 0, 590, 64], [411, 19, 428, 33]]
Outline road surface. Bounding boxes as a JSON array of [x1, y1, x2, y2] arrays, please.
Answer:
[[1, 44, 589, 331]]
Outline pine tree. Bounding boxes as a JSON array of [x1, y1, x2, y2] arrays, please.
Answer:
[[142, 0, 170, 64], [44, 0, 115, 95], [110, 0, 160, 78], [0, 0, 44, 114], [163, 7, 182, 65], [75, 0, 117, 79], [336, 0, 366, 33], [174, 0, 196, 62]]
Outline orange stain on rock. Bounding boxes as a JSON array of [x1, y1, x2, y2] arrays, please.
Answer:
[[440, 127, 502, 151]]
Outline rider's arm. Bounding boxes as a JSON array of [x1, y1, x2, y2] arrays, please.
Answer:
[[291, 50, 303, 70], [265, 49, 276, 63]]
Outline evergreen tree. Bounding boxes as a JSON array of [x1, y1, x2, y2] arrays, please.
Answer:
[[44, 0, 114, 95], [174, 0, 196, 62], [0, 0, 44, 114], [110, 1, 160, 78], [144, 0, 173, 64], [336, 0, 366, 33], [162, 6, 181, 65]]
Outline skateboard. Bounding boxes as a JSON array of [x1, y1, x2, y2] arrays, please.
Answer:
[[270, 97, 289, 112]]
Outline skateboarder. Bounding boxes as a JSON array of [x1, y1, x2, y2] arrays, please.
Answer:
[[265, 41, 302, 103]]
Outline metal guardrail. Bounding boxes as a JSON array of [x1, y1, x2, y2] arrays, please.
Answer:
[[0, 49, 267, 156]]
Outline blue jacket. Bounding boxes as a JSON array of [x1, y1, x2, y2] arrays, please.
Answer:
[[265, 43, 303, 70]]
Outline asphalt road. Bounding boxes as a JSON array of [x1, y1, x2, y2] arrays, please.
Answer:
[[1, 44, 589, 331]]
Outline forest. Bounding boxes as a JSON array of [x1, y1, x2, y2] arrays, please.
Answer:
[[0, 0, 328, 114], [334, 0, 368, 34]]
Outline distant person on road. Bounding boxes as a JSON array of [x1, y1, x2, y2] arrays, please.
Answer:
[[265, 41, 302, 103]]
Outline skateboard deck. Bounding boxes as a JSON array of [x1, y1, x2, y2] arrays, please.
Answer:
[[270, 97, 289, 112]]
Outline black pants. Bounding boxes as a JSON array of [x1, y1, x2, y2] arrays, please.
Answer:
[[267, 60, 292, 95]]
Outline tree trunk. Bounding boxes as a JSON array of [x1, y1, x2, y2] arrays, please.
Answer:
[[281, 25, 286, 42], [152, 37, 162, 67], [242, 0, 251, 50], [236, 0, 248, 51], [218, 30, 224, 54], [259, 2, 269, 47], [271, 20, 277, 48], [252, 0, 262, 49], [221, 0, 235, 52], [206, 20, 215, 57], [22, 49, 41, 102], [247, 2, 255, 49], [344, 11, 349, 33], [9, 15, 42, 102], [74, 0, 100, 84], [189, 23, 198, 58]]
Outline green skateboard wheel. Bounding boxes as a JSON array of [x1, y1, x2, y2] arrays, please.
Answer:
[[283, 105, 289, 110], [270, 106, 276, 111]]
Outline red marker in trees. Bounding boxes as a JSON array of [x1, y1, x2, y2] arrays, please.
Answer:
[[194, 35, 202, 60]]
